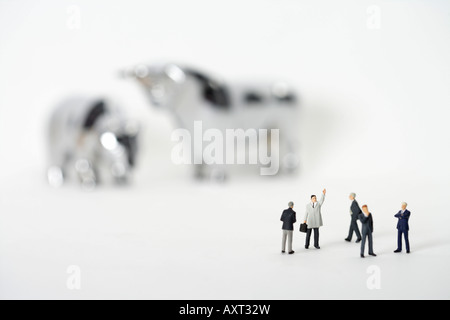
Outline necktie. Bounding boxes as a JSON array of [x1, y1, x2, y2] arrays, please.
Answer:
[[312, 203, 315, 208]]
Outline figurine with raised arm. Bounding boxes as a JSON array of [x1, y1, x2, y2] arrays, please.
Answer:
[[303, 189, 326, 249]]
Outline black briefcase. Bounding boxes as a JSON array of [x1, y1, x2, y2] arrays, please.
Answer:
[[299, 223, 308, 233]]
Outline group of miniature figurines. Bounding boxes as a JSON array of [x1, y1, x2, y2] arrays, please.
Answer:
[[280, 189, 411, 258]]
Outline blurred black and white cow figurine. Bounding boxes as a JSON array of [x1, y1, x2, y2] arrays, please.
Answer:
[[124, 63, 300, 180], [47, 97, 139, 188]]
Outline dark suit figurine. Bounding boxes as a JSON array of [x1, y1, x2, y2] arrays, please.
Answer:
[[345, 193, 362, 243], [359, 205, 376, 258], [281, 202, 296, 254], [394, 202, 411, 253]]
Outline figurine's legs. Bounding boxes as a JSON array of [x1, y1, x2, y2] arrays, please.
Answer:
[[47, 149, 72, 187], [209, 165, 227, 182], [193, 163, 227, 182], [347, 219, 362, 241], [75, 158, 97, 189], [313, 228, 320, 248], [194, 164, 205, 179], [282, 231, 287, 252], [397, 230, 402, 251], [361, 233, 367, 255], [397, 230, 410, 252], [47, 166, 64, 188], [268, 105, 300, 174], [267, 123, 299, 174], [281, 136, 300, 173], [367, 233, 374, 255], [404, 231, 410, 252], [305, 228, 319, 248], [286, 230, 293, 252]]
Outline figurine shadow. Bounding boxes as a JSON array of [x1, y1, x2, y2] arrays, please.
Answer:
[[407, 238, 450, 253]]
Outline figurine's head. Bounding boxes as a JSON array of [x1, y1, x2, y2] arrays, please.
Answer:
[[311, 195, 317, 203], [123, 63, 187, 108], [362, 205, 369, 215], [84, 100, 139, 184], [288, 201, 294, 208], [349, 192, 356, 200], [122, 63, 231, 111], [401, 202, 407, 210]]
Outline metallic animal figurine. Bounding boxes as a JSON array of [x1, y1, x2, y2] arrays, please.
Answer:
[[47, 97, 139, 188], [123, 63, 300, 181]]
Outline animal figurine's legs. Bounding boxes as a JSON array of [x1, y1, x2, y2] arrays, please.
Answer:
[[47, 165, 65, 188], [270, 108, 300, 174], [74, 158, 97, 189], [281, 138, 300, 173], [193, 163, 227, 182]]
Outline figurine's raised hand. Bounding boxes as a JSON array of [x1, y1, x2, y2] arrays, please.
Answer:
[[323, 188, 326, 195]]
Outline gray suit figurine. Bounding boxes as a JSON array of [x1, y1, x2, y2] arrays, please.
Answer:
[[345, 193, 362, 243], [303, 189, 326, 249], [280, 202, 296, 254], [359, 205, 377, 258]]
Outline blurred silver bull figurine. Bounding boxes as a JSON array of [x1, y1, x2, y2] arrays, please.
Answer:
[[47, 97, 139, 188], [123, 63, 300, 180]]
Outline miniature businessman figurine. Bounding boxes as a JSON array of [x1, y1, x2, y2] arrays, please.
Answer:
[[281, 201, 296, 254], [345, 193, 362, 243], [359, 205, 376, 258], [394, 202, 411, 253], [303, 189, 326, 249]]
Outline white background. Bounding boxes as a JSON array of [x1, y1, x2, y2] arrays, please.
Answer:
[[1, 0, 449, 299]]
